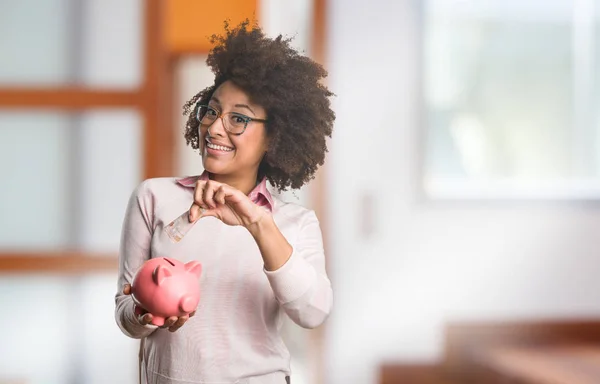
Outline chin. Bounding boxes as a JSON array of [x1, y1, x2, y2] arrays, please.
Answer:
[[202, 159, 229, 176]]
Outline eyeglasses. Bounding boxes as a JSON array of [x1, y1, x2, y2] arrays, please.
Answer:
[[196, 104, 268, 135]]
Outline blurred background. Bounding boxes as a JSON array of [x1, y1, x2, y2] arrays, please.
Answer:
[[2, 0, 600, 383]]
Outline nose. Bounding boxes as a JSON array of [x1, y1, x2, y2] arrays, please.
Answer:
[[207, 116, 227, 137]]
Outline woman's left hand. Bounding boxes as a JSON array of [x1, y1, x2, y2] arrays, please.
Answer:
[[188, 180, 267, 228]]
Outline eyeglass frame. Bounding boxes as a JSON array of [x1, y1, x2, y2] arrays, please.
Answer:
[[195, 104, 268, 136]]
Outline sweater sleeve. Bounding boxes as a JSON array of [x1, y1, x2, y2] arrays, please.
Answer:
[[264, 210, 333, 329], [114, 180, 158, 339]]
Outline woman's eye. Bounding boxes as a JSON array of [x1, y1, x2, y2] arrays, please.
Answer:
[[233, 115, 248, 124], [207, 108, 218, 116]]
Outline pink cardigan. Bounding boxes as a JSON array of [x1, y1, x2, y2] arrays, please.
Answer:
[[115, 173, 333, 383]]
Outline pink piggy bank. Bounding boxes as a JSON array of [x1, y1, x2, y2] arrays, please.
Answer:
[[131, 257, 202, 326]]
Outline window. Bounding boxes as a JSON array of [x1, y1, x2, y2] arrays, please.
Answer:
[[423, 0, 600, 199], [0, 1, 155, 382]]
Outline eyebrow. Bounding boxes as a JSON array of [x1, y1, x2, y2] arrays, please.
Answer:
[[234, 104, 256, 115], [210, 97, 256, 115]]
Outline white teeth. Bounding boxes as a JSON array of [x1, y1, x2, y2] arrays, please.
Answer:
[[206, 142, 234, 152]]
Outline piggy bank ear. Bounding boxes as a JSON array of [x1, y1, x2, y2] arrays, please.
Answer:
[[184, 261, 202, 278], [153, 265, 172, 286]]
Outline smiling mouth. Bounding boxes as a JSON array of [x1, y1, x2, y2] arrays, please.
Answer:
[[205, 139, 235, 152]]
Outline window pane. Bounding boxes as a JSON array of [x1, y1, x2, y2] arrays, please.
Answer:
[[80, 0, 143, 88], [0, 109, 142, 251], [0, 112, 71, 248], [0, 275, 138, 384], [423, 0, 600, 198], [0, 277, 71, 384], [78, 110, 142, 252], [0, 0, 72, 85], [0, 0, 142, 88]]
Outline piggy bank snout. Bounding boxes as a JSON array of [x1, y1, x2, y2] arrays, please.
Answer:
[[180, 295, 198, 313]]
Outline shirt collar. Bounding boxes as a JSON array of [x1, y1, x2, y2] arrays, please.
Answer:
[[176, 171, 274, 212]]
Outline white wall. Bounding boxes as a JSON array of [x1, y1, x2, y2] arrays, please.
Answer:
[[324, 1, 600, 383]]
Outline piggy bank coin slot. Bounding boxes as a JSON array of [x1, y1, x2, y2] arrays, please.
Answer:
[[164, 258, 175, 266]]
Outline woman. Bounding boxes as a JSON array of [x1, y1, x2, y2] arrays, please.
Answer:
[[115, 20, 335, 384]]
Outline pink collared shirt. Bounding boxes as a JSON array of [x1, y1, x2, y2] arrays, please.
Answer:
[[115, 173, 333, 384]]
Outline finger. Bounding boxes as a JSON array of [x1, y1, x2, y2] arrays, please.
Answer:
[[203, 181, 218, 209], [139, 313, 153, 325], [160, 316, 176, 328], [123, 284, 131, 295], [161, 316, 178, 329], [169, 315, 190, 332], [193, 180, 208, 208], [216, 184, 244, 204], [214, 185, 227, 205]]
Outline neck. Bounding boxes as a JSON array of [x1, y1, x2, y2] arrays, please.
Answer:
[[209, 171, 259, 196]]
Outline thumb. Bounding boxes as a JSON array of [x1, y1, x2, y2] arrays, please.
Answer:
[[197, 208, 218, 220], [189, 204, 205, 222]]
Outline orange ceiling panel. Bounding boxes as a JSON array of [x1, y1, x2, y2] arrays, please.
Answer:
[[165, 0, 259, 53]]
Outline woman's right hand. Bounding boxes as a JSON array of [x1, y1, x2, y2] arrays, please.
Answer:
[[122, 284, 196, 331]]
